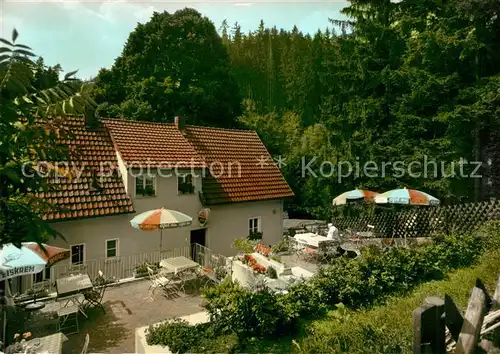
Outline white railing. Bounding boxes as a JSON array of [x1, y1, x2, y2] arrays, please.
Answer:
[[16, 244, 231, 297], [191, 243, 232, 275]]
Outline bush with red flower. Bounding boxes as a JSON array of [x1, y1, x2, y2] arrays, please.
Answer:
[[254, 243, 272, 257], [242, 254, 267, 274]]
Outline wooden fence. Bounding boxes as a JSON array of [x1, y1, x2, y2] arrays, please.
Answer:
[[413, 277, 500, 353], [332, 200, 500, 238]]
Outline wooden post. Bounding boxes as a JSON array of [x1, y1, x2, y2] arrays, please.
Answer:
[[456, 287, 487, 354], [445, 294, 464, 342], [424, 297, 445, 352], [413, 297, 445, 354], [492, 276, 500, 310], [475, 278, 492, 311]]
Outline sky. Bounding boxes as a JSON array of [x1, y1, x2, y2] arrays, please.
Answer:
[[0, 0, 348, 79]]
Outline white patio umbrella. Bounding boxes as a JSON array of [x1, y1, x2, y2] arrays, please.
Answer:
[[130, 208, 193, 250]]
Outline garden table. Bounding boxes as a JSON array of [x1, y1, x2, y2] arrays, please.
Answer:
[[27, 332, 68, 354], [160, 256, 199, 274], [56, 274, 93, 318], [160, 257, 200, 293], [293, 233, 328, 248]]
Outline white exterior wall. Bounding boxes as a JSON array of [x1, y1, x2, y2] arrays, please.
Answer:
[[48, 168, 204, 264], [46, 169, 284, 262], [205, 199, 284, 256]]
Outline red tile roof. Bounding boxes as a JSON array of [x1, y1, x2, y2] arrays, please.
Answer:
[[184, 125, 294, 205], [102, 119, 205, 168], [40, 116, 134, 221], [105, 119, 294, 204], [41, 116, 293, 221]]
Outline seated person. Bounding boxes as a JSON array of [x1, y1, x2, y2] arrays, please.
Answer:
[[326, 223, 339, 239]]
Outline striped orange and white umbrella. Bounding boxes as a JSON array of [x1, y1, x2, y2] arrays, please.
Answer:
[[130, 208, 192, 249], [332, 189, 379, 206]]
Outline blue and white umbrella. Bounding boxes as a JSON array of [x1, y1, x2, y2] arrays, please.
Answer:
[[0, 243, 69, 281], [374, 188, 440, 206]]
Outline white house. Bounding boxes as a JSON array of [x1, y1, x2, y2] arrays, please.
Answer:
[[14, 115, 293, 292]]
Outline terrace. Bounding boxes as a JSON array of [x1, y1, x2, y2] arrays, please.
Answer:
[[3, 234, 392, 353], [3, 244, 227, 354], [8, 280, 203, 353]]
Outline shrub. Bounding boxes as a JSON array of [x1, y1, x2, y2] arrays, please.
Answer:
[[232, 238, 256, 254], [146, 318, 207, 353], [311, 233, 489, 309], [295, 246, 500, 354], [181, 230, 500, 353], [266, 266, 278, 279], [271, 237, 290, 253], [248, 231, 263, 241], [135, 261, 159, 274], [202, 278, 297, 340], [283, 280, 327, 318], [214, 266, 227, 280]]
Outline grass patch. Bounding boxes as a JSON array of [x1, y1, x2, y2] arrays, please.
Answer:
[[205, 248, 500, 354], [290, 248, 500, 354]]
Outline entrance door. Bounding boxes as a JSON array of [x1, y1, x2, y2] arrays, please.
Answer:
[[190, 229, 206, 264]]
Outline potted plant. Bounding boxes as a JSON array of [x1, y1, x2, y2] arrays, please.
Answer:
[[248, 231, 263, 241], [136, 185, 145, 196], [266, 266, 278, 279], [242, 255, 266, 275], [232, 238, 255, 255], [144, 185, 155, 196], [133, 262, 158, 278], [214, 266, 227, 281]]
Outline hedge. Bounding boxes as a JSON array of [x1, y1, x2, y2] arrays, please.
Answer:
[[145, 222, 500, 352]]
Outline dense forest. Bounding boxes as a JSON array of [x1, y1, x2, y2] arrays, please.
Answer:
[[88, 0, 500, 219]]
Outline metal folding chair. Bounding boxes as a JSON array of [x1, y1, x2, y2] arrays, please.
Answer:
[[293, 240, 317, 263], [80, 333, 90, 354], [57, 304, 79, 335], [148, 267, 176, 299], [198, 267, 219, 288], [82, 273, 106, 313], [175, 269, 198, 294]]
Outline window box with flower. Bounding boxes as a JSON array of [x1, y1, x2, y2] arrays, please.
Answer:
[[241, 254, 267, 274]]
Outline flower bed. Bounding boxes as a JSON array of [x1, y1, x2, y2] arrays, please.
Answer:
[[254, 243, 272, 257], [242, 254, 266, 274], [252, 252, 285, 275]]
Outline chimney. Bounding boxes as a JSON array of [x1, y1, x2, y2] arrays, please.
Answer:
[[174, 116, 185, 131], [84, 109, 99, 130]]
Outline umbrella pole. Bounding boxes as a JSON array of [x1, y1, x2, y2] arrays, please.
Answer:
[[160, 229, 163, 252]]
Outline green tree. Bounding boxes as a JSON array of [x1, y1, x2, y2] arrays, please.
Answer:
[[231, 0, 500, 218], [93, 8, 242, 127], [0, 29, 96, 246]]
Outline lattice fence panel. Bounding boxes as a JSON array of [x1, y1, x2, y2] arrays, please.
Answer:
[[332, 200, 500, 238]]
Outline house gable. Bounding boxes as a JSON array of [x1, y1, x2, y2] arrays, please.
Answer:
[[39, 116, 134, 221], [184, 125, 295, 205]]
